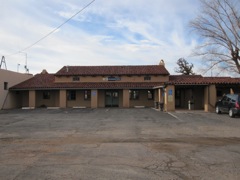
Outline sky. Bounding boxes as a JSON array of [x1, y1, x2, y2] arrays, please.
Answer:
[[0, 0, 203, 75]]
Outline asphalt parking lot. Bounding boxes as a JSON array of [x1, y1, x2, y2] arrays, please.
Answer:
[[0, 108, 240, 180]]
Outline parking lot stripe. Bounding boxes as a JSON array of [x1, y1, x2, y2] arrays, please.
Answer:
[[168, 112, 183, 122]]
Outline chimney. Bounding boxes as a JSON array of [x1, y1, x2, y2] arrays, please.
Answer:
[[159, 59, 165, 66], [41, 69, 48, 74], [66, 66, 69, 72]]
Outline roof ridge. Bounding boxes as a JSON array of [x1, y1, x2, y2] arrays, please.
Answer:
[[56, 65, 170, 76], [63, 65, 160, 67]]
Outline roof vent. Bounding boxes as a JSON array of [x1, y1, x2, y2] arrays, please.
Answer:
[[159, 59, 165, 66], [41, 69, 48, 74]]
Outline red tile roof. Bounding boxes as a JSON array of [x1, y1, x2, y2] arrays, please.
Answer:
[[10, 72, 240, 91], [168, 75, 240, 85], [10, 74, 55, 90], [56, 65, 170, 76], [10, 73, 165, 90]]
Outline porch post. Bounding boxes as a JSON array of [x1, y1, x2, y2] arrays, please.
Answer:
[[91, 89, 98, 108], [59, 90, 67, 108], [123, 89, 130, 108], [29, 90, 36, 108], [164, 85, 175, 111], [204, 85, 216, 112], [158, 89, 161, 103]]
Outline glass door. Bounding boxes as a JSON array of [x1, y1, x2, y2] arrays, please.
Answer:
[[105, 90, 119, 107]]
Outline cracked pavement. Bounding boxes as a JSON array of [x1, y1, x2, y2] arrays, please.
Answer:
[[0, 108, 240, 179]]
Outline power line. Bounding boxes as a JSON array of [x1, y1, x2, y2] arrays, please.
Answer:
[[8, 0, 95, 56]]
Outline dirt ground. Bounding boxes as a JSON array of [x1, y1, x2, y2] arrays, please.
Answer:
[[0, 108, 240, 180]]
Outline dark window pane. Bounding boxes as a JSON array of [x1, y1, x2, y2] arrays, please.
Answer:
[[43, 91, 50, 99], [84, 90, 91, 100], [4, 82, 8, 90]]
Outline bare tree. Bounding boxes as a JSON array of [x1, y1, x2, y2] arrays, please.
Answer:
[[190, 0, 240, 74], [175, 58, 195, 75]]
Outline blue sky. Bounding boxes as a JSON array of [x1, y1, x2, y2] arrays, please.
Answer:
[[0, 0, 203, 75]]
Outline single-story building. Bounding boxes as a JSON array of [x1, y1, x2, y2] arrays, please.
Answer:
[[0, 69, 32, 109], [7, 61, 240, 112]]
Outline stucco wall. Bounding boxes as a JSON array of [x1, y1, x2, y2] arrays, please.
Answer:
[[36, 90, 60, 107], [66, 90, 91, 108], [0, 69, 32, 109], [204, 85, 217, 112], [55, 75, 169, 83], [164, 85, 175, 111], [98, 90, 105, 108], [193, 87, 204, 110], [129, 90, 154, 107]]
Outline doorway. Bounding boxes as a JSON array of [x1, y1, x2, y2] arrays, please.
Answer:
[[105, 90, 119, 107]]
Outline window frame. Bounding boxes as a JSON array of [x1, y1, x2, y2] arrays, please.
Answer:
[[147, 90, 154, 100], [144, 76, 151, 81], [43, 91, 50, 99], [72, 76, 80, 81], [67, 90, 76, 101], [129, 90, 140, 100], [4, 82, 8, 90], [84, 90, 91, 100]]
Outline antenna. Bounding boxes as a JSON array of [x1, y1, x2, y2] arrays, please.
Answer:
[[24, 52, 29, 73], [17, 64, 20, 72], [19, 52, 29, 73], [0, 56, 7, 70]]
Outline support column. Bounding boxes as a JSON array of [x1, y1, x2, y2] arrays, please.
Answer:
[[154, 88, 163, 110], [154, 89, 159, 109], [123, 89, 130, 108], [164, 85, 175, 111], [59, 90, 67, 108], [159, 88, 164, 110], [158, 89, 161, 103], [29, 90, 36, 108], [91, 90, 98, 108], [204, 85, 216, 112]]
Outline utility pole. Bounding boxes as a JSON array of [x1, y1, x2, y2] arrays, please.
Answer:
[[0, 56, 7, 70]]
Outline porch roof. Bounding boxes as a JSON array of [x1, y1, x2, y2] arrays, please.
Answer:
[[10, 73, 164, 90], [168, 75, 240, 85]]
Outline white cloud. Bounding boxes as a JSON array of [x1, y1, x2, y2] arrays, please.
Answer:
[[0, 0, 201, 75]]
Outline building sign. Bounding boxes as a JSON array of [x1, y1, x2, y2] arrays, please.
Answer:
[[103, 76, 121, 81], [168, 89, 173, 102], [92, 91, 97, 96]]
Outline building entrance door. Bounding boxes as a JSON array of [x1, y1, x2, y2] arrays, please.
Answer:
[[105, 90, 119, 107]]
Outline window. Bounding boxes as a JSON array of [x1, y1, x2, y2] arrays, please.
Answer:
[[144, 76, 151, 81], [217, 90, 222, 97], [4, 82, 8, 90], [112, 92, 118, 97], [84, 90, 91, 100], [43, 91, 50, 99], [129, 90, 139, 100], [68, 90, 76, 100], [73, 76, 80, 81], [147, 90, 154, 100]]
